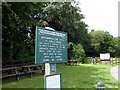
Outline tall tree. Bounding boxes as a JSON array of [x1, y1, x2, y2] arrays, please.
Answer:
[[89, 30, 116, 56], [42, 2, 90, 53], [2, 2, 90, 64]]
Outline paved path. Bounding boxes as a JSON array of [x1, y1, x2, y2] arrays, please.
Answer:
[[110, 65, 120, 81]]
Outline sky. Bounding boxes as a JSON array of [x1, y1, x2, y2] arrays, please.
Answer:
[[76, 0, 119, 37]]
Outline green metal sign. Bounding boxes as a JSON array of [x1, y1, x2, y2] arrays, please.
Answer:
[[35, 26, 67, 64]]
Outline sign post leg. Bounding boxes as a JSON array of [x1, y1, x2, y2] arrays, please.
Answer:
[[50, 64, 56, 74], [45, 63, 50, 75], [45, 63, 56, 75]]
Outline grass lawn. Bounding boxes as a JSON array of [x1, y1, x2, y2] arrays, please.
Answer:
[[2, 63, 120, 89]]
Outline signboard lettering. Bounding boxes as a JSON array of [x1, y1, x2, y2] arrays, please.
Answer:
[[35, 26, 67, 64]]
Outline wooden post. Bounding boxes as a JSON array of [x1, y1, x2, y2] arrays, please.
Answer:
[[45, 63, 50, 75]]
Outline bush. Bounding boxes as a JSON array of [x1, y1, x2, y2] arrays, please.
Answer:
[[74, 44, 86, 63], [16, 47, 34, 64]]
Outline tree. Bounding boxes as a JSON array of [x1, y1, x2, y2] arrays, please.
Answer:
[[89, 30, 116, 56], [42, 2, 91, 54], [2, 2, 90, 65], [2, 2, 49, 62]]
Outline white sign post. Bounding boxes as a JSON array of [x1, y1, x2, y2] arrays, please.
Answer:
[[45, 63, 50, 75], [35, 26, 68, 89]]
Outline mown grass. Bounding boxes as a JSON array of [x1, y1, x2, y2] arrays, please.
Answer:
[[2, 63, 120, 89]]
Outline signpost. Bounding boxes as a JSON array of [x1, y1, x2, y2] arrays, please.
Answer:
[[45, 63, 50, 75], [35, 26, 67, 64], [35, 26, 68, 89]]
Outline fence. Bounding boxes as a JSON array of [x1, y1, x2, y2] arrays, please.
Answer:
[[87, 57, 120, 65]]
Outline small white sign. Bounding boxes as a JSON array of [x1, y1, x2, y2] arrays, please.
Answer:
[[100, 53, 110, 60], [45, 74, 61, 90], [100, 54, 105, 60]]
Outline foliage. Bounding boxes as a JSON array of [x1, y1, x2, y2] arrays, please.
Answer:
[[74, 44, 86, 63], [68, 42, 86, 63], [89, 30, 117, 56], [2, 2, 119, 66], [68, 43, 86, 63], [2, 2, 90, 65], [2, 2, 40, 62], [43, 2, 90, 52]]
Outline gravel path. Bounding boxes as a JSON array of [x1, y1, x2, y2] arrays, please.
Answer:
[[110, 65, 120, 81]]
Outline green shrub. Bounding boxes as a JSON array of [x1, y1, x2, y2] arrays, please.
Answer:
[[16, 47, 34, 64], [74, 44, 86, 63]]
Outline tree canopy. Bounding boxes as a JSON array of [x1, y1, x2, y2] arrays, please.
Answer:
[[89, 30, 117, 56], [2, 2, 90, 63], [2, 2, 119, 66]]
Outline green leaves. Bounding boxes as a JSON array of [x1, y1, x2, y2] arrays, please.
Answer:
[[68, 42, 86, 63], [74, 44, 86, 63], [2, 2, 90, 64], [89, 30, 117, 56]]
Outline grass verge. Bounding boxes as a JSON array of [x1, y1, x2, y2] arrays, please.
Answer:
[[2, 64, 120, 89]]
